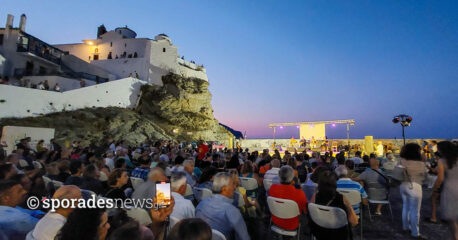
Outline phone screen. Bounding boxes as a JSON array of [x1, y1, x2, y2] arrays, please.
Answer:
[[155, 181, 171, 208]]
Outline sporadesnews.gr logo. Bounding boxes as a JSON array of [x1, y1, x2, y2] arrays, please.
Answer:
[[27, 196, 163, 212]]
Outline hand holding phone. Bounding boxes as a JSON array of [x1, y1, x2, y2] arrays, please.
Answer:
[[155, 181, 171, 208]]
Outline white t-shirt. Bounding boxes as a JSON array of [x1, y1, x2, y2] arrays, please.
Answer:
[[264, 167, 280, 183], [27, 212, 66, 240]]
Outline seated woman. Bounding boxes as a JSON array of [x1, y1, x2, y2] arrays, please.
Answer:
[[229, 170, 261, 217], [310, 170, 358, 240], [197, 166, 218, 190], [105, 169, 129, 200], [239, 160, 261, 197]]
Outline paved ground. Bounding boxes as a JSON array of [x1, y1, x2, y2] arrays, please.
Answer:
[[247, 187, 450, 240]]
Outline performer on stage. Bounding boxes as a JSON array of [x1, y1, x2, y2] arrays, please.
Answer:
[[300, 136, 306, 147], [290, 137, 298, 147], [310, 136, 317, 149]]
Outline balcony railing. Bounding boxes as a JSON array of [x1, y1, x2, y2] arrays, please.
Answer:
[[16, 31, 64, 65]]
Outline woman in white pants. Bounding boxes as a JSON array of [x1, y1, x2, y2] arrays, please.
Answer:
[[399, 143, 428, 239]]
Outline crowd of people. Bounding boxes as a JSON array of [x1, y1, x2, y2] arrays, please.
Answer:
[[0, 137, 456, 240]]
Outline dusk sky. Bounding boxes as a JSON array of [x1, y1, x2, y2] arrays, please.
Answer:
[[2, 0, 457, 139]]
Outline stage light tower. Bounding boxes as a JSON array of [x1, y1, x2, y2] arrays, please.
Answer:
[[392, 114, 412, 145]]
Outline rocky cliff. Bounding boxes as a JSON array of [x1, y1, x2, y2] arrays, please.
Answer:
[[0, 74, 233, 146]]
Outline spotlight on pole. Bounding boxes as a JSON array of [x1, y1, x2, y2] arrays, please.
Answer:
[[392, 114, 412, 145]]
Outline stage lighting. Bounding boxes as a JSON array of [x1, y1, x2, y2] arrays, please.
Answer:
[[392, 117, 400, 123], [406, 117, 412, 123], [392, 114, 412, 145], [332, 123, 336, 127], [279, 126, 283, 129]]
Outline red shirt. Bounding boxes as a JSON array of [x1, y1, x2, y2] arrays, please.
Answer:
[[197, 144, 209, 160], [268, 184, 307, 230]]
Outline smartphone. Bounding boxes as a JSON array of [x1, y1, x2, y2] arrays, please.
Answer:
[[155, 180, 171, 208]]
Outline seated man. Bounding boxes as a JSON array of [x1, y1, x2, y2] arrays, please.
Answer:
[[170, 171, 195, 220], [382, 152, 397, 174], [0, 180, 39, 239], [196, 172, 249, 240], [132, 167, 167, 205], [27, 185, 82, 240], [335, 166, 368, 214], [357, 157, 388, 215], [64, 160, 84, 186], [131, 155, 151, 181], [263, 159, 280, 184], [268, 165, 307, 231], [182, 160, 197, 187]]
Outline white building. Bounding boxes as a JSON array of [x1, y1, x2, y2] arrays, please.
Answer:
[[55, 25, 208, 85], [0, 14, 115, 89]]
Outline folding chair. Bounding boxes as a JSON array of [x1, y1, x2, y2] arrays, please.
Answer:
[[366, 183, 393, 222], [308, 203, 349, 240], [267, 196, 301, 240], [130, 177, 144, 190], [212, 229, 227, 240], [337, 189, 363, 239], [239, 177, 258, 198], [193, 187, 212, 202], [167, 216, 181, 232], [301, 183, 317, 201], [81, 189, 97, 200], [184, 184, 193, 198], [236, 191, 245, 208], [263, 179, 273, 191]]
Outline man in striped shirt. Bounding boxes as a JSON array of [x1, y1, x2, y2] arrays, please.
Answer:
[[335, 165, 368, 214]]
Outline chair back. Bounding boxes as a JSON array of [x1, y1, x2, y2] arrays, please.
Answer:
[[337, 189, 362, 206], [366, 181, 388, 200], [267, 196, 300, 219], [169, 216, 180, 229], [301, 183, 316, 201], [308, 203, 348, 229], [212, 229, 227, 240], [125, 207, 152, 225], [52, 180, 63, 189], [32, 161, 42, 169], [194, 187, 212, 202], [236, 191, 245, 208], [130, 177, 144, 190], [42, 176, 52, 186], [239, 177, 258, 191], [184, 184, 193, 197], [263, 179, 273, 191], [81, 189, 97, 200]]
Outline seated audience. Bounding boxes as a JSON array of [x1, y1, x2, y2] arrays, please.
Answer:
[[132, 167, 167, 204], [357, 156, 388, 215], [170, 171, 195, 220], [264, 159, 281, 183], [131, 155, 151, 181], [268, 165, 307, 231], [197, 166, 218, 189], [80, 164, 105, 195], [105, 169, 129, 200], [335, 165, 368, 213], [182, 160, 197, 187], [0, 180, 38, 239], [344, 160, 360, 178], [58, 208, 110, 240], [196, 172, 250, 240], [64, 160, 84, 186], [167, 218, 212, 240], [27, 185, 82, 240]]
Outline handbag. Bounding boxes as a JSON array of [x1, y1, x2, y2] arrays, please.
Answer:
[[391, 165, 406, 182]]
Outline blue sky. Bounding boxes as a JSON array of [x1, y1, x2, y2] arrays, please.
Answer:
[[2, 0, 457, 139]]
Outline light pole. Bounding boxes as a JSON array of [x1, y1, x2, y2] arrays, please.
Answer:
[[392, 114, 412, 146]]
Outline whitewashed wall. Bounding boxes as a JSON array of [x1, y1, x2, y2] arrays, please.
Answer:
[[0, 77, 147, 119], [0, 126, 55, 154], [91, 58, 149, 82]]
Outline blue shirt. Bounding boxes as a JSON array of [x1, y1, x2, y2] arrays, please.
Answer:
[[0, 206, 39, 239], [131, 167, 150, 181], [197, 181, 213, 190], [196, 194, 250, 240], [185, 172, 196, 187], [337, 178, 368, 214]]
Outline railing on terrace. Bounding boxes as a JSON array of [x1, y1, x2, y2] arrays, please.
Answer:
[[16, 31, 64, 65]]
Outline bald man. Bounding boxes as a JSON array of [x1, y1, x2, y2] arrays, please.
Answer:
[[27, 185, 82, 240], [264, 159, 281, 184], [132, 167, 167, 206]]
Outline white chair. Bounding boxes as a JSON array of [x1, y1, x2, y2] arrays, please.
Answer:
[[237, 191, 245, 208], [194, 187, 212, 202], [99, 171, 108, 182], [366, 183, 393, 222], [52, 180, 63, 189], [130, 177, 144, 190], [184, 184, 193, 198], [125, 207, 152, 226], [308, 203, 349, 239], [239, 177, 258, 198], [263, 179, 273, 191], [212, 229, 227, 240], [42, 176, 52, 186], [337, 188, 363, 239], [32, 161, 42, 169], [301, 183, 316, 201], [267, 196, 301, 239], [168, 216, 180, 232]]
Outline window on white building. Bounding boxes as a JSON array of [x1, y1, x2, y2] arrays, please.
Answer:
[[163, 48, 166, 52], [110, 42, 112, 47]]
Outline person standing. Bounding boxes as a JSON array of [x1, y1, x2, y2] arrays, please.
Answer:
[[399, 143, 428, 239], [432, 141, 458, 240]]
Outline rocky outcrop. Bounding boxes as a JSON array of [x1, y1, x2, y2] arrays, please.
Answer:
[[0, 74, 233, 146]]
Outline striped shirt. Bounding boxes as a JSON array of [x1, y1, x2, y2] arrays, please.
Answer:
[[337, 178, 367, 213]]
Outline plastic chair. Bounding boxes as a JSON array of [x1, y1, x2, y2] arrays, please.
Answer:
[[125, 207, 152, 226], [32, 161, 42, 169], [130, 177, 144, 190], [337, 188, 363, 239], [236, 191, 245, 208], [52, 180, 63, 189], [267, 196, 301, 239], [301, 183, 316, 201], [184, 184, 193, 198], [239, 177, 258, 198], [263, 179, 273, 191], [81, 189, 97, 200], [308, 203, 349, 240], [366, 182, 393, 222], [212, 229, 227, 240], [194, 187, 212, 202], [168, 216, 180, 232], [42, 176, 52, 186]]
